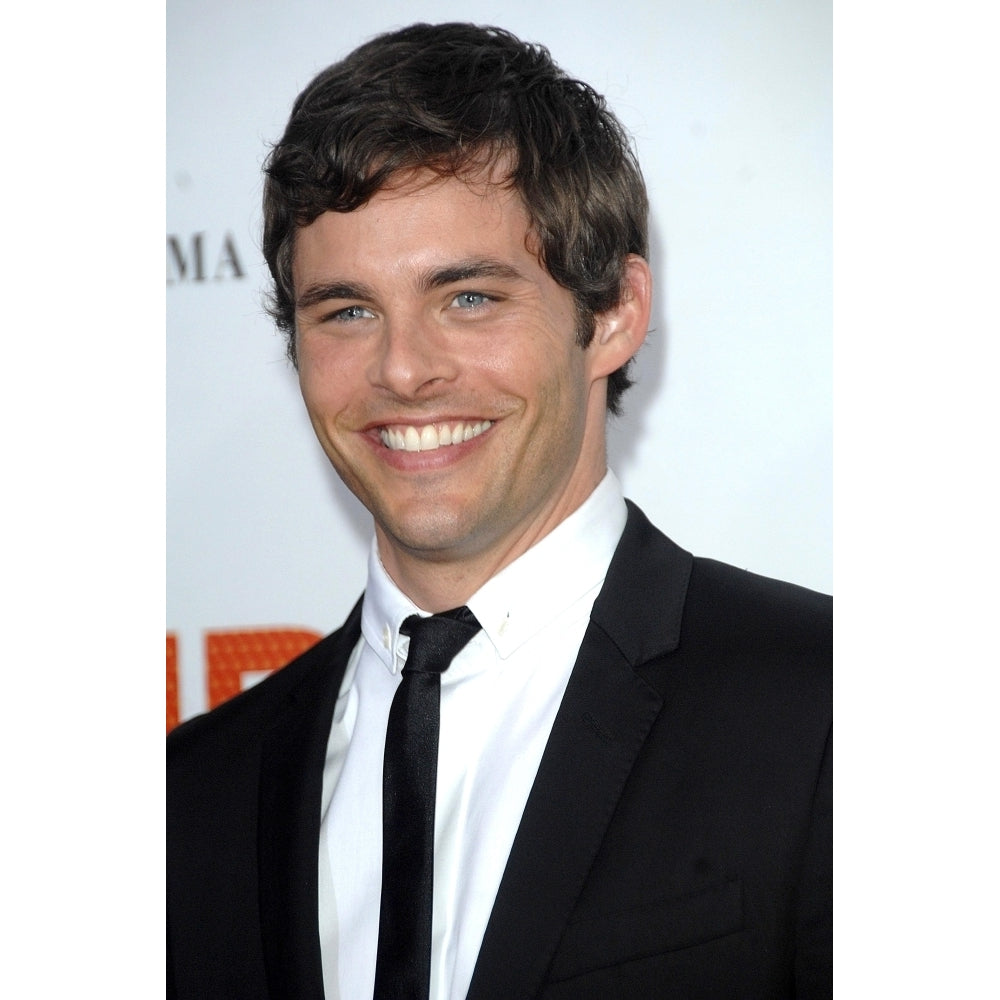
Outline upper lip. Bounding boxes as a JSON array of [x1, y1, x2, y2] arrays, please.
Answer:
[[364, 415, 492, 432]]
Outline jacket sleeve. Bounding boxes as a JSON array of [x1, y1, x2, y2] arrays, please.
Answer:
[[794, 725, 833, 998]]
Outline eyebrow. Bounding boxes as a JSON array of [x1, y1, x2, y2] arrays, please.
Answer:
[[418, 258, 526, 292], [295, 281, 378, 312], [295, 258, 527, 312]]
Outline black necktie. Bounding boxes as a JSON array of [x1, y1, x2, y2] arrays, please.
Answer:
[[373, 606, 481, 1000]]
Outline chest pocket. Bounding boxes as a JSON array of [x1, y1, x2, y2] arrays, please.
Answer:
[[547, 877, 743, 982]]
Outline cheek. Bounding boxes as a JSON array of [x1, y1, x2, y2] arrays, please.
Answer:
[[297, 342, 363, 416], [297, 361, 327, 411], [472, 315, 579, 387]]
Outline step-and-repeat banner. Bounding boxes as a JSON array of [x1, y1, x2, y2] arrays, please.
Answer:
[[167, 0, 832, 731]]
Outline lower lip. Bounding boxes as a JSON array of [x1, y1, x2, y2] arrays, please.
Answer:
[[366, 424, 494, 471]]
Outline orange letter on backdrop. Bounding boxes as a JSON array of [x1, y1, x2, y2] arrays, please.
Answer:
[[167, 634, 179, 732], [166, 628, 322, 733], [206, 628, 322, 711]]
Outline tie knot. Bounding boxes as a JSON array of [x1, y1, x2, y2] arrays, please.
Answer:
[[399, 606, 481, 675]]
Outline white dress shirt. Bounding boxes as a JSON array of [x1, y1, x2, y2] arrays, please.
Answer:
[[318, 471, 628, 1000]]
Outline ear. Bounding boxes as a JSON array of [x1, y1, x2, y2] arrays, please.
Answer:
[[587, 254, 652, 380]]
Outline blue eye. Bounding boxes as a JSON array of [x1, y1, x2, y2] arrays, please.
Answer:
[[330, 305, 374, 321], [452, 292, 490, 309]]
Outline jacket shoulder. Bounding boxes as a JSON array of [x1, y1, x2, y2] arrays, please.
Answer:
[[604, 501, 830, 667], [684, 556, 832, 659], [610, 503, 830, 706]]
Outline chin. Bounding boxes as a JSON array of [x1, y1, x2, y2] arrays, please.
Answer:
[[382, 505, 492, 560]]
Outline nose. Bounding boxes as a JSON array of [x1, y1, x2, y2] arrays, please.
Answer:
[[369, 315, 457, 398]]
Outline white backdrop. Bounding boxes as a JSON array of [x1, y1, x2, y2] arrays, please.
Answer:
[[167, 0, 831, 724]]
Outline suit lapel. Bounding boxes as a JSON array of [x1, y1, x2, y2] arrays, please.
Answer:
[[467, 503, 693, 1000], [257, 600, 362, 1000]]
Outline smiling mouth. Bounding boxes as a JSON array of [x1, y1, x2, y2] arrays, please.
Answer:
[[378, 420, 493, 453]]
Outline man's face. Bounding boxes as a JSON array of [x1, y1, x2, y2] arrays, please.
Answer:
[[292, 169, 636, 601]]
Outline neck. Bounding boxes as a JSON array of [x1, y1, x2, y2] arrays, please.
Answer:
[[376, 465, 607, 614]]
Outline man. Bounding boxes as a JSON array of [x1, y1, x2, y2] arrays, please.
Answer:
[[167, 22, 831, 1000]]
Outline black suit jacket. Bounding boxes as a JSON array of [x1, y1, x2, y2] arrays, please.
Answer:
[[167, 502, 832, 998]]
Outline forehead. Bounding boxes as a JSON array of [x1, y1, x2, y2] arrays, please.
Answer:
[[292, 168, 539, 281]]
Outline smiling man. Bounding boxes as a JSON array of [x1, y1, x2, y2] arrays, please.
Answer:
[[167, 23, 832, 1000], [292, 167, 648, 611]]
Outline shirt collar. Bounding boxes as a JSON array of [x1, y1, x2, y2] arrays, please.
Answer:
[[360, 544, 424, 675], [360, 470, 627, 672]]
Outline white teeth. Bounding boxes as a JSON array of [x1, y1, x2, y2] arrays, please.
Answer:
[[379, 420, 492, 452]]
